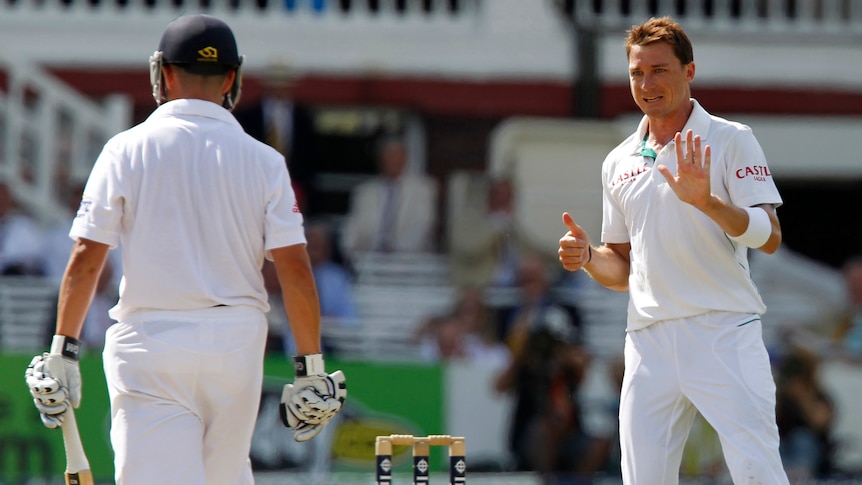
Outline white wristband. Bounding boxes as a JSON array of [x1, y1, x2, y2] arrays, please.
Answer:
[[728, 206, 771, 248]]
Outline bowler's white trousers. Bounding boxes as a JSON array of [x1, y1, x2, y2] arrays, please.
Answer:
[[619, 311, 789, 485], [103, 306, 268, 485]]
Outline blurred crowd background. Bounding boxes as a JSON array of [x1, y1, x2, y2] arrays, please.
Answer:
[[1, 1, 862, 484]]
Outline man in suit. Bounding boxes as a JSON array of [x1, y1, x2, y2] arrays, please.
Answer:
[[233, 62, 322, 214], [341, 136, 438, 260]]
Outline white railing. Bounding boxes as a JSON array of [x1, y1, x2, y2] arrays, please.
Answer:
[[0, 55, 132, 224], [1, 0, 858, 79], [0, 0, 509, 74], [564, 0, 862, 34]]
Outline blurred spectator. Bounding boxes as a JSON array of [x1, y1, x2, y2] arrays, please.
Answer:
[[0, 181, 47, 276], [493, 255, 604, 476], [416, 287, 510, 368], [305, 219, 359, 326], [775, 346, 836, 481], [264, 220, 359, 356], [417, 313, 468, 361], [449, 176, 548, 289], [234, 62, 322, 215], [340, 135, 438, 260], [834, 255, 862, 359], [496, 255, 578, 356], [452, 286, 499, 348]]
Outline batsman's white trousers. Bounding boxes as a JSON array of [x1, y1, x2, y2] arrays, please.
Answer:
[[619, 311, 789, 485], [103, 306, 268, 485]]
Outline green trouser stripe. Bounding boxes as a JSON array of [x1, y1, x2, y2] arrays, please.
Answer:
[[737, 317, 761, 327]]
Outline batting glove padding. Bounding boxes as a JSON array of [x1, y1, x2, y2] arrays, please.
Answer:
[[280, 356, 347, 441], [25, 336, 83, 429], [280, 385, 341, 442]]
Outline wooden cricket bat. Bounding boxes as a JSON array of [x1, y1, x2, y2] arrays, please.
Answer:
[[60, 404, 94, 485], [44, 356, 94, 485]]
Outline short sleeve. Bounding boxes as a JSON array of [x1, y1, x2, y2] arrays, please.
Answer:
[[723, 128, 783, 209], [69, 139, 126, 248], [263, 164, 306, 253], [601, 156, 630, 244]]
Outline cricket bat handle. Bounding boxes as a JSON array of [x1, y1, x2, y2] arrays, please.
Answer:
[[42, 355, 95, 484], [61, 407, 94, 485]]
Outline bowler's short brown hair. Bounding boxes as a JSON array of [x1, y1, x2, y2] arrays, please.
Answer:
[[625, 17, 694, 65]]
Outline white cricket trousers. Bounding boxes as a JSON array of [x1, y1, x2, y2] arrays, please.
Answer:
[[619, 311, 789, 485], [103, 306, 268, 485]]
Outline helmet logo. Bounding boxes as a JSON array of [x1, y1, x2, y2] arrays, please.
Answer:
[[197, 46, 219, 62]]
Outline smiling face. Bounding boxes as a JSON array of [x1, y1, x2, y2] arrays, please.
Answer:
[[628, 41, 695, 122]]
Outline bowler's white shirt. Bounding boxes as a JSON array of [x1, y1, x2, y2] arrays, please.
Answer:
[[601, 99, 782, 330], [71, 99, 305, 322]]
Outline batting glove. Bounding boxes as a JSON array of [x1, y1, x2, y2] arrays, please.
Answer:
[[279, 354, 347, 441], [280, 386, 341, 441], [24, 336, 83, 429]]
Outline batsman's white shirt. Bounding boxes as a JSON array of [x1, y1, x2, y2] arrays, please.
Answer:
[[601, 99, 782, 331], [72, 98, 305, 485], [71, 99, 306, 322]]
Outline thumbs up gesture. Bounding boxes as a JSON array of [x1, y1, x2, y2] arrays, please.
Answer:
[[558, 212, 592, 271]]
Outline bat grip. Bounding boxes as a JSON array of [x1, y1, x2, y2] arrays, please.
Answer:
[[42, 354, 92, 477], [62, 407, 91, 474]]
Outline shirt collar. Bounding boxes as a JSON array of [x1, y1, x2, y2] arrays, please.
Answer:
[[150, 98, 242, 128], [682, 98, 711, 141], [630, 98, 711, 157], [631, 116, 651, 157]]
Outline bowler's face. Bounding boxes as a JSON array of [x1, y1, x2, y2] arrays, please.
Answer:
[[628, 42, 694, 121]]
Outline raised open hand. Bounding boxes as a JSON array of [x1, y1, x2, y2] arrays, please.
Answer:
[[657, 129, 712, 209]]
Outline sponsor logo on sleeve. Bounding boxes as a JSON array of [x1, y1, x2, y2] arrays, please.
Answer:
[[76, 197, 93, 218], [735, 165, 772, 181]]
